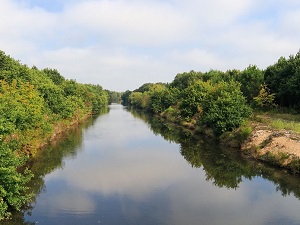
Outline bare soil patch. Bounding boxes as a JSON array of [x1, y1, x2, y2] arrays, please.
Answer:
[[241, 121, 300, 171]]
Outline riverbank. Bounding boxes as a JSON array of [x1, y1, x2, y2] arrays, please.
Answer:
[[240, 113, 300, 174], [18, 113, 86, 156], [40, 113, 92, 150], [160, 109, 300, 174]]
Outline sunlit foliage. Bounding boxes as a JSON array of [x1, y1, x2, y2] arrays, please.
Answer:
[[125, 72, 251, 135], [0, 50, 108, 220]]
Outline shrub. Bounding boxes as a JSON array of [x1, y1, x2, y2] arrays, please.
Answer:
[[0, 144, 33, 220], [201, 81, 252, 135]]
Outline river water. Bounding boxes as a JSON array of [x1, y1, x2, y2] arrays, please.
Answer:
[[6, 104, 300, 225]]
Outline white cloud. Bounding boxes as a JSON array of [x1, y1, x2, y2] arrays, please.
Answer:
[[47, 140, 185, 201], [64, 0, 191, 46], [169, 49, 226, 71], [38, 191, 96, 216], [0, 0, 300, 91], [280, 8, 300, 41]]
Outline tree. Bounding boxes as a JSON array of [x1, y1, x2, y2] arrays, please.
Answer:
[[121, 90, 132, 106], [106, 90, 122, 104], [42, 68, 65, 85], [0, 144, 33, 220], [170, 70, 202, 90], [254, 84, 276, 110], [179, 81, 212, 120], [237, 65, 264, 103], [264, 51, 300, 108], [129, 92, 144, 109], [0, 50, 109, 220], [0, 80, 46, 132], [201, 81, 252, 135]]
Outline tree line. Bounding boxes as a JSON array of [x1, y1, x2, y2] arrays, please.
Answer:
[[0, 50, 108, 219], [122, 51, 300, 135]]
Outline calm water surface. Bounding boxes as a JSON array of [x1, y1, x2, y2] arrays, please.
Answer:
[[7, 105, 300, 225]]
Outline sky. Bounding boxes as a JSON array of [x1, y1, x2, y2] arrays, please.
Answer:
[[0, 0, 300, 91]]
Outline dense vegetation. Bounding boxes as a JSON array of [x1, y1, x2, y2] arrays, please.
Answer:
[[122, 51, 300, 135], [0, 51, 108, 219], [1, 49, 300, 220], [106, 90, 122, 104]]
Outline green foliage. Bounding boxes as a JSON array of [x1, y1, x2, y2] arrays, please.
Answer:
[[203, 69, 227, 83], [220, 124, 252, 148], [106, 90, 122, 104], [129, 92, 144, 109], [179, 81, 211, 120], [133, 83, 166, 93], [170, 70, 202, 90], [127, 83, 180, 114], [42, 68, 65, 85], [237, 65, 264, 103], [38, 83, 66, 116], [264, 51, 300, 108], [128, 74, 252, 136], [201, 81, 252, 135], [148, 85, 172, 113], [0, 51, 29, 83], [0, 144, 33, 220], [121, 90, 132, 106], [133, 107, 300, 195], [85, 84, 108, 114], [0, 50, 108, 219], [254, 84, 276, 110], [0, 80, 46, 133]]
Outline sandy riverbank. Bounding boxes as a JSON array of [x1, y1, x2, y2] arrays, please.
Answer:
[[241, 121, 300, 173]]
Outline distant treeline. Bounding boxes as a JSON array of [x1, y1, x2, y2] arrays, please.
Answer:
[[106, 90, 122, 104], [122, 51, 300, 135], [0, 50, 108, 219]]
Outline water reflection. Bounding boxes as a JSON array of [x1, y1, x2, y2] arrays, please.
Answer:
[[5, 105, 300, 225], [131, 109, 300, 195], [3, 108, 109, 225]]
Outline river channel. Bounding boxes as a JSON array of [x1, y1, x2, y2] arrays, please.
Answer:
[[6, 104, 300, 225]]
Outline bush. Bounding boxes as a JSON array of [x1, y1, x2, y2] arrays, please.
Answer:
[[0, 144, 33, 220], [201, 81, 252, 135]]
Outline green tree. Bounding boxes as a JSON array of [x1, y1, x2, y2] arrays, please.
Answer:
[[0, 144, 33, 220], [264, 51, 300, 108], [106, 90, 122, 104], [201, 81, 252, 135], [0, 80, 46, 133], [179, 81, 212, 120], [129, 92, 144, 109], [254, 84, 276, 110], [203, 70, 227, 83], [121, 90, 132, 106], [170, 70, 202, 90], [0, 50, 109, 220], [237, 65, 264, 103], [42, 68, 65, 85]]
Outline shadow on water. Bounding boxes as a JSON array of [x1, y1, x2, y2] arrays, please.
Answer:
[[2, 108, 109, 225], [130, 109, 300, 198]]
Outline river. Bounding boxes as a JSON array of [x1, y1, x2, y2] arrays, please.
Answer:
[[6, 104, 300, 225]]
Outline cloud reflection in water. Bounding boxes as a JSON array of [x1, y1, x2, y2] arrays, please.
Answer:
[[26, 105, 300, 225]]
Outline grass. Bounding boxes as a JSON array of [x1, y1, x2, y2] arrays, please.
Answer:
[[271, 119, 300, 133], [253, 110, 300, 133]]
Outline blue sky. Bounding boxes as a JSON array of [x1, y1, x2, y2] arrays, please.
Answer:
[[0, 0, 300, 91]]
